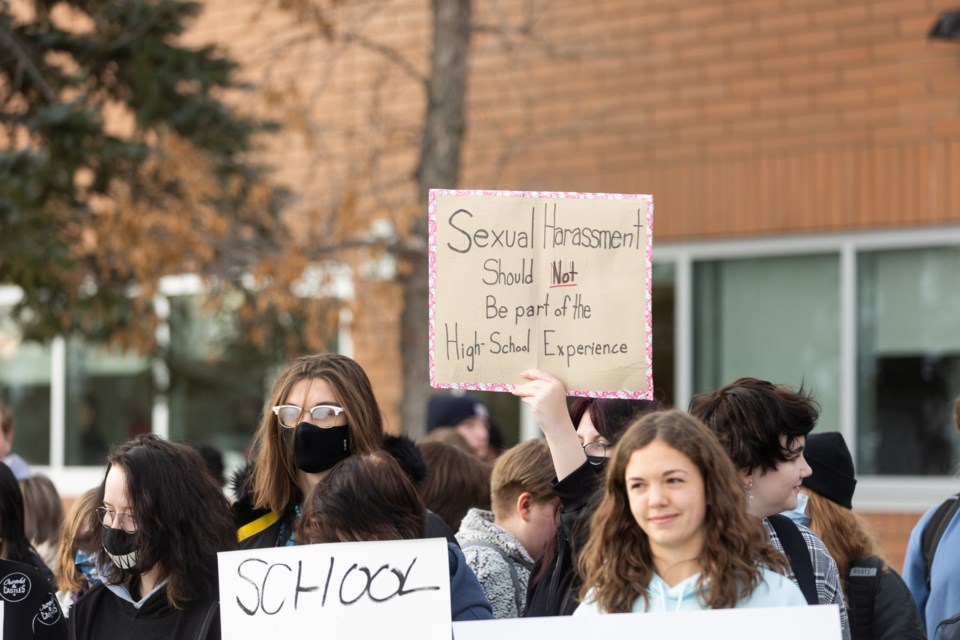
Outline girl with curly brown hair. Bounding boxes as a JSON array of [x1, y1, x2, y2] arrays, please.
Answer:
[[574, 410, 806, 614]]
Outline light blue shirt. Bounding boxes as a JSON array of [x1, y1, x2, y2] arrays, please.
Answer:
[[574, 567, 807, 614]]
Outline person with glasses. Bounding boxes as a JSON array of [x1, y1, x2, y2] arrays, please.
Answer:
[[574, 411, 806, 615], [70, 435, 236, 640], [231, 353, 385, 549], [511, 369, 663, 616]]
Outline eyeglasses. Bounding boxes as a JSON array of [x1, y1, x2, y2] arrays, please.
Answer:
[[96, 506, 137, 534], [583, 441, 611, 464], [272, 404, 345, 429]]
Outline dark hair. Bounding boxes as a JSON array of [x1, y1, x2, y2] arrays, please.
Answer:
[[191, 443, 225, 487], [569, 397, 665, 443], [0, 462, 34, 565], [418, 441, 491, 533], [0, 401, 12, 437], [251, 353, 385, 513], [688, 377, 819, 473], [97, 435, 237, 609], [578, 410, 786, 612], [298, 451, 425, 543]]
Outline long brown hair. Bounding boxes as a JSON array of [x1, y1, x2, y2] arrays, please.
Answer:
[[251, 353, 385, 513], [578, 410, 786, 613], [803, 489, 887, 599]]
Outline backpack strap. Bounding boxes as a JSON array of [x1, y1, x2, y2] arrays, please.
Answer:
[[846, 556, 883, 640], [462, 540, 524, 615], [921, 493, 960, 590], [768, 514, 818, 605]]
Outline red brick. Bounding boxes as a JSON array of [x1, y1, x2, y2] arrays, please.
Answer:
[[785, 111, 839, 131], [706, 138, 758, 158], [872, 80, 929, 101], [709, 19, 754, 42], [651, 104, 701, 126], [899, 96, 960, 121], [816, 45, 872, 67], [756, 11, 813, 34], [872, 38, 932, 60], [727, 76, 784, 97], [813, 4, 869, 26], [704, 59, 756, 80], [783, 28, 839, 50], [841, 104, 898, 125], [872, 123, 930, 143], [760, 52, 815, 74], [730, 35, 783, 57], [758, 93, 812, 115], [841, 21, 898, 43], [674, 4, 725, 24], [703, 99, 756, 120], [786, 69, 840, 90], [815, 86, 870, 108], [872, 0, 929, 19]]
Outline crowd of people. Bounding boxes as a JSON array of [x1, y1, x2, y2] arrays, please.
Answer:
[[0, 353, 957, 639]]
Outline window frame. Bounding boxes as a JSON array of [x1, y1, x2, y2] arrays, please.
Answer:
[[655, 223, 960, 511]]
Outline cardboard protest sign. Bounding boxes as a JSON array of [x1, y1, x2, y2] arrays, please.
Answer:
[[429, 189, 653, 398], [453, 605, 842, 640], [218, 538, 450, 640]]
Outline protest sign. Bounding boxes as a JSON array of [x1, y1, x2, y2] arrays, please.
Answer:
[[429, 189, 653, 398], [218, 537, 450, 640], [453, 604, 842, 640]]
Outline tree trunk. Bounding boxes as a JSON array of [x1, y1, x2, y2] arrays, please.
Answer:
[[400, 0, 472, 438]]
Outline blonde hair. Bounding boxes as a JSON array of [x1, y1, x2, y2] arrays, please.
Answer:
[[55, 487, 99, 593], [490, 439, 555, 521], [803, 489, 887, 599]]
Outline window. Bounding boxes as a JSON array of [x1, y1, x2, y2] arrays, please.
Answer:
[[857, 247, 960, 475], [0, 312, 52, 466], [693, 254, 842, 434]]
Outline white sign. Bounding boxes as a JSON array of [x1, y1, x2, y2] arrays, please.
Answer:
[[453, 605, 842, 640], [218, 538, 451, 640]]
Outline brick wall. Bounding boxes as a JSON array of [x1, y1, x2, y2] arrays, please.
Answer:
[[181, 0, 960, 559]]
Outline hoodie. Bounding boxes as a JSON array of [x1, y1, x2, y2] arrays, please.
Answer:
[[456, 508, 534, 618], [574, 567, 807, 614]]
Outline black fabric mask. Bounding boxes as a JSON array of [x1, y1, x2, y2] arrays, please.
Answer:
[[294, 422, 351, 473], [101, 526, 142, 574], [587, 456, 608, 470]]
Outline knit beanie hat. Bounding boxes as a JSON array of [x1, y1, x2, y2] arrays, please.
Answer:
[[801, 432, 857, 510], [425, 395, 489, 433]]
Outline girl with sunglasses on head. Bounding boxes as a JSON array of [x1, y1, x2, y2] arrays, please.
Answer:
[[71, 435, 236, 640], [232, 353, 385, 549], [575, 410, 806, 615], [512, 369, 663, 616]]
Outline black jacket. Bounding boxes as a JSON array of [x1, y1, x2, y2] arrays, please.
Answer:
[[0, 557, 66, 639], [524, 460, 603, 617], [71, 584, 219, 640]]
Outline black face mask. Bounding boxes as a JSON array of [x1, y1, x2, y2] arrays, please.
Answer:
[[101, 526, 143, 574], [294, 422, 351, 473], [587, 456, 608, 470]]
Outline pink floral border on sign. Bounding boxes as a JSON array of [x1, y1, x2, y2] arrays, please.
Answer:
[[428, 189, 654, 399]]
